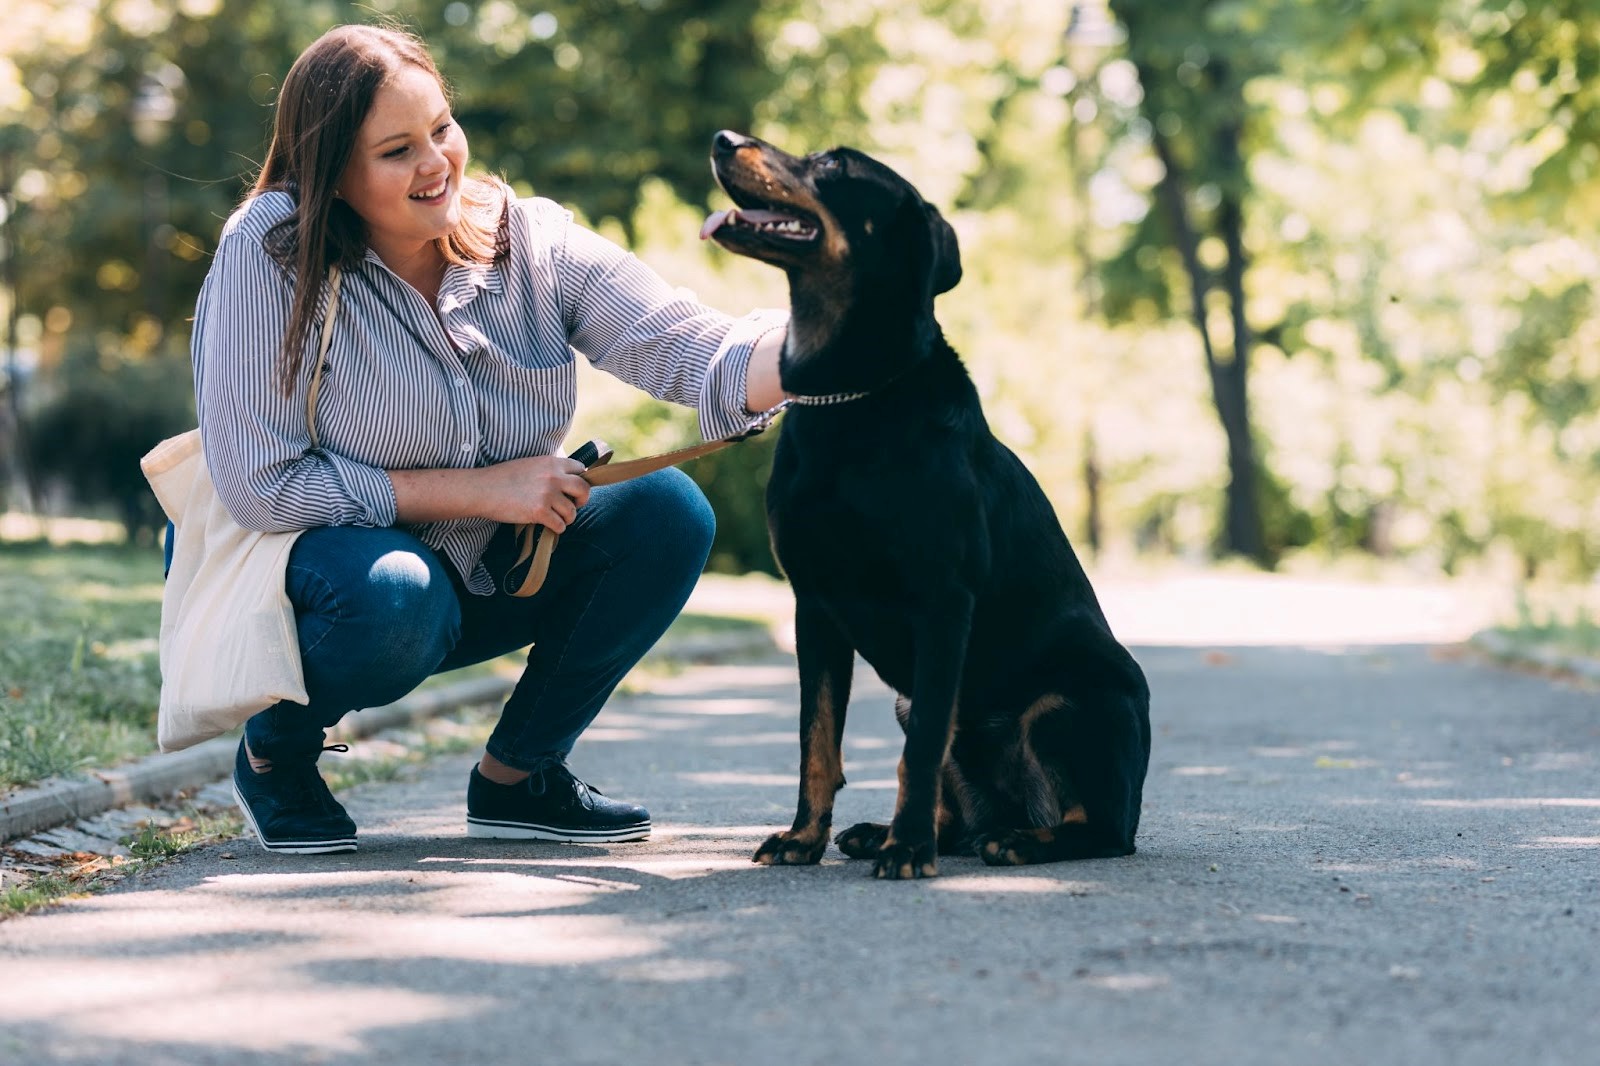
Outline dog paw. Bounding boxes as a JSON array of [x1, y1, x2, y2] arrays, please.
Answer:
[[753, 830, 827, 866], [976, 829, 1042, 866], [872, 839, 937, 880], [835, 822, 889, 859]]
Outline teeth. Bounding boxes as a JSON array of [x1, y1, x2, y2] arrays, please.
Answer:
[[410, 182, 446, 199], [753, 219, 808, 233]]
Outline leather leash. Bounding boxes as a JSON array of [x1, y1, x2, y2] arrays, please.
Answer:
[[501, 401, 788, 597]]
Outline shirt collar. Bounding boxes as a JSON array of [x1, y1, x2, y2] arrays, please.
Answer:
[[359, 248, 504, 311]]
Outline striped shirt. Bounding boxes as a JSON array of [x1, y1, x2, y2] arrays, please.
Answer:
[[191, 189, 785, 594]]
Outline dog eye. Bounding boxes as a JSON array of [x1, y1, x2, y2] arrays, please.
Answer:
[[815, 154, 842, 173]]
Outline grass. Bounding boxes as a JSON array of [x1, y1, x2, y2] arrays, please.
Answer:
[[322, 714, 490, 792], [124, 809, 244, 861], [0, 805, 244, 919], [0, 540, 165, 792], [0, 538, 776, 793], [0, 873, 78, 918], [1494, 587, 1600, 661]]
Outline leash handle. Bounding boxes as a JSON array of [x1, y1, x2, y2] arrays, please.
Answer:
[[501, 440, 613, 598], [499, 402, 788, 598]]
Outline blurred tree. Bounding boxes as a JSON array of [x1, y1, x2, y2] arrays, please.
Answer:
[[1103, 0, 1273, 565], [3, 0, 853, 532], [5, 0, 790, 349], [25, 342, 194, 542]]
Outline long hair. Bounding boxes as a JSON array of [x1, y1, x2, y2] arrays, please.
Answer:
[[251, 25, 508, 394]]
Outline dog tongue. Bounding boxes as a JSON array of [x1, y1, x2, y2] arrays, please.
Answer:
[[700, 207, 799, 239], [732, 209, 793, 224], [699, 209, 731, 240]]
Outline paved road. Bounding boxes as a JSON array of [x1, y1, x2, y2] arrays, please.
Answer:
[[2, 579, 1597, 1065]]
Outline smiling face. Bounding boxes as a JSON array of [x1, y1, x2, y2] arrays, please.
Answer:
[[337, 64, 468, 271]]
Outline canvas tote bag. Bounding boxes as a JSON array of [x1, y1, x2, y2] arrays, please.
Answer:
[[141, 268, 342, 752]]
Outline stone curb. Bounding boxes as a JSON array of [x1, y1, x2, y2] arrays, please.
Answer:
[[0, 629, 776, 846], [1471, 629, 1600, 683]]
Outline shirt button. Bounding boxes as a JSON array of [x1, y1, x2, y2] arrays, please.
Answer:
[[460, 442, 473, 453], [454, 378, 467, 388]]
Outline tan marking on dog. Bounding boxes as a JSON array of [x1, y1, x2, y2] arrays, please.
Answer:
[[889, 755, 909, 823], [1061, 804, 1089, 825], [1010, 695, 1066, 826], [801, 674, 845, 825]]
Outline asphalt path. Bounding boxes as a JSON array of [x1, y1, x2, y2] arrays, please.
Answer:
[[1, 577, 1597, 1066]]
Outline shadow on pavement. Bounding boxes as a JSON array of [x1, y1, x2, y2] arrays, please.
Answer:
[[2, 645, 1597, 1065]]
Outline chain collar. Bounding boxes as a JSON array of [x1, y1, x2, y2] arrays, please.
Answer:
[[787, 389, 874, 407]]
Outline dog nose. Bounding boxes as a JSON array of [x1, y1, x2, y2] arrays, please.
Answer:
[[713, 129, 753, 156]]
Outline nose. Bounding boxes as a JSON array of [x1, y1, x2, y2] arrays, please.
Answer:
[[713, 129, 754, 157]]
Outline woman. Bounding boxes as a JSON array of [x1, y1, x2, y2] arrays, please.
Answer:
[[194, 24, 788, 854]]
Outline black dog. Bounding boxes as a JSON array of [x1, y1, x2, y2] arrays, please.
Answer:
[[702, 130, 1151, 879]]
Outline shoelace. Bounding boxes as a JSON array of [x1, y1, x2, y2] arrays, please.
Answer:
[[280, 743, 349, 813], [537, 763, 603, 807]]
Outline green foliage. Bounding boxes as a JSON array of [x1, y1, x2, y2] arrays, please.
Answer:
[[1494, 281, 1596, 429], [568, 376, 779, 576], [11, 0, 1600, 580], [24, 345, 193, 541], [417, 0, 781, 237], [0, 873, 77, 918], [1252, 453, 1317, 565], [4, 0, 863, 345], [687, 426, 780, 576], [0, 541, 163, 791]]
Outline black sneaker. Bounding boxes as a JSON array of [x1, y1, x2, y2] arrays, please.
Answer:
[[466, 762, 650, 842], [231, 738, 358, 854]]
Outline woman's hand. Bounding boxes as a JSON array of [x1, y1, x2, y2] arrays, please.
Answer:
[[472, 455, 591, 530], [388, 455, 591, 530]]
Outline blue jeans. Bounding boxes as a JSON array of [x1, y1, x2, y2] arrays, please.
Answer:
[[237, 468, 715, 772]]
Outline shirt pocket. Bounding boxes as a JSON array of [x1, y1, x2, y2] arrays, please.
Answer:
[[473, 355, 576, 462]]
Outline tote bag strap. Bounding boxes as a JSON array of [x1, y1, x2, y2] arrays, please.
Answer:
[[305, 266, 343, 451]]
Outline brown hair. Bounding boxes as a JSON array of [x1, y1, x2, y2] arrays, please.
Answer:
[[252, 24, 508, 394]]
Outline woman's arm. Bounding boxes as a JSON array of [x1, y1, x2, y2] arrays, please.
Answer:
[[393, 325, 784, 533], [194, 219, 396, 532], [389, 455, 591, 532], [543, 207, 789, 438], [744, 326, 788, 413]]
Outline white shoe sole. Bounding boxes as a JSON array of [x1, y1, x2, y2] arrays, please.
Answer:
[[232, 780, 358, 855], [466, 817, 650, 843]]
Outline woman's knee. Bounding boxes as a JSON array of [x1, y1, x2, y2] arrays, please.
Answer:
[[286, 526, 461, 675], [628, 467, 716, 569]]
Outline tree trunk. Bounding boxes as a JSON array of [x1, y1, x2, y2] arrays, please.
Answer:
[[1214, 122, 1267, 562], [1083, 427, 1103, 554], [1148, 125, 1268, 564]]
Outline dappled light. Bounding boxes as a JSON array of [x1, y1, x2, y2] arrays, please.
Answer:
[[1082, 972, 1170, 992], [1517, 837, 1600, 849], [4, 2, 1600, 1059], [3, 642, 1598, 1058], [931, 875, 1103, 896], [0, 960, 483, 1055]]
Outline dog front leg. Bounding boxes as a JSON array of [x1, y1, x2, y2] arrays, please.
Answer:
[[754, 595, 854, 865], [875, 597, 972, 880]]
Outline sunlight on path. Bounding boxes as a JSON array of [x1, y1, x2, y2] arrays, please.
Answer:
[[691, 570, 1513, 648]]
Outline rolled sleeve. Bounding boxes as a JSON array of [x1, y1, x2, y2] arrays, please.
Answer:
[[550, 212, 788, 441], [696, 306, 788, 442]]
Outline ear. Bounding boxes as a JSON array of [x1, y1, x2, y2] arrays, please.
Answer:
[[925, 203, 962, 296]]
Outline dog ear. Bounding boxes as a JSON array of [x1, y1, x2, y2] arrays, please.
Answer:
[[925, 203, 962, 296]]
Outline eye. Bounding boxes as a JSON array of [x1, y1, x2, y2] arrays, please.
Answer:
[[434, 119, 453, 138], [815, 153, 842, 174], [383, 145, 409, 159]]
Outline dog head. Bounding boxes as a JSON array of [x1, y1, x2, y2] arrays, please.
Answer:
[[702, 131, 961, 368]]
